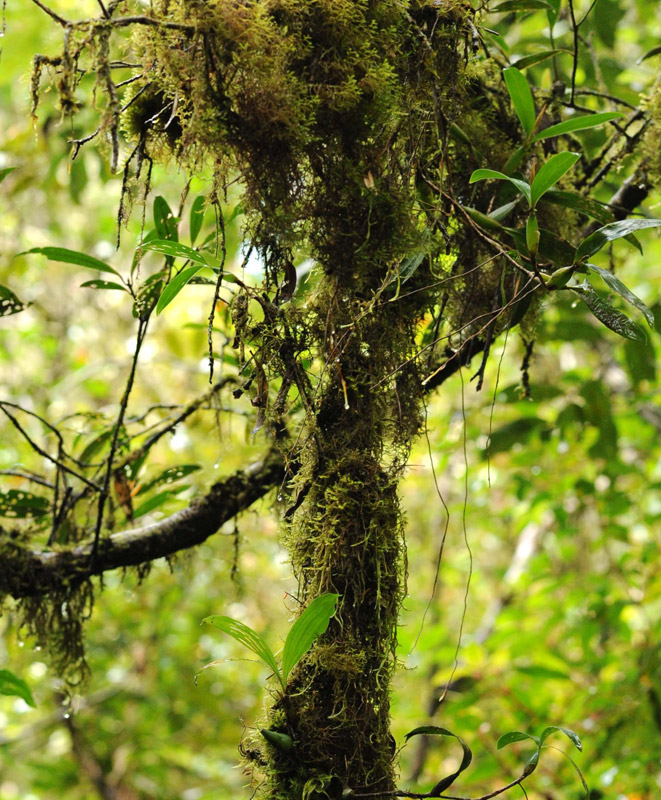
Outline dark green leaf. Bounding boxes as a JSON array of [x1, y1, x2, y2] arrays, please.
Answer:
[[586, 264, 654, 327], [153, 195, 178, 242], [637, 45, 661, 63], [540, 726, 582, 751], [538, 230, 577, 266], [0, 284, 27, 317], [156, 264, 204, 315], [575, 218, 661, 262], [469, 169, 531, 205], [0, 167, 16, 183], [623, 338, 656, 384], [486, 418, 549, 455], [497, 731, 541, 749], [494, 0, 552, 12], [542, 190, 614, 225], [202, 615, 283, 689], [530, 152, 581, 208], [522, 748, 540, 776], [80, 280, 127, 292], [404, 726, 473, 797], [576, 284, 646, 341], [503, 67, 536, 136], [260, 729, 294, 752], [282, 593, 339, 683], [189, 196, 206, 245], [0, 489, 49, 519], [21, 247, 120, 275], [0, 669, 36, 707], [512, 49, 568, 69], [142, 239, 213, 267], [532, 112, 622, 142]]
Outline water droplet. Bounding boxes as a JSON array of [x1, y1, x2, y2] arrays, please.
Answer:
[[277, 494, 283, 502], [213, 463, 220, 470], [63, 712, 70, 719], [18, 641, 24, 648]]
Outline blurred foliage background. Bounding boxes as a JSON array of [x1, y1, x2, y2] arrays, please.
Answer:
[[1, 1, 660, 799]]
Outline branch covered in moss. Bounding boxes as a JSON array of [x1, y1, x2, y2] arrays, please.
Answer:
[[0, 451, 284, 600]]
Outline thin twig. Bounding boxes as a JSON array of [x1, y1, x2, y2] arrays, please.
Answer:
[[208, 201, 227, 383]]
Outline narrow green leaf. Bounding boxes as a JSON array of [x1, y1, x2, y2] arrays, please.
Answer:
[[156, 264, 204, 315], [576, 283, 646, 341], [136, 464, 201, 495], [526, 214, 539, 255], [21, 247, 120, 275], [512, 49, 567, 70], [0, 669, 36, 708], [464, 207, 504, 232], [189, 196, 206, 245], [497, 731, 541, 749], [142, 239, 212, 267], [132, 490, 178, 519], [575, 218, 661, 262], [522, 748, 540, 776], [153, 195, 179, 242], [586, 264, 655, 327], [530, 152, 581, 208], [489, 199, 520, 221], [0, 284, 27, 317], [637, 45, 661, 63], [540, 726, 582, 751], [494, 0, 552, 11], [503, 67, 536, 136], [80, 279, 127, 292], [469, 169, 532, 205], [404, 726, 472, 796], [532, 112, 622, 142], [0, 167, 16, 183], [542, 190, 614, 225], [281, 593, 339, 683], [202, 615, 283, 688]]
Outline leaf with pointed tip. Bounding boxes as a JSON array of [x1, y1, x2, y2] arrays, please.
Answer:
[[540, 726, 583, 751], [189, 196, 206, 245], [469, 169, 531, 205], [142, 239, 213, 267], [202, 615, 283, 689], [530, 152, 581, 208], [503, 67, 536, 136], [575, 218, 661, 262], [522, 748, 540, 776], [464, 207, 505, 232], [0, 284, 27, 317], [497, 731, 541, 749], [80, 279, 127, 292], [576, 283, 646, 341], [21, 247, 120, 275], [0, 669, 36, 708], [0, 167, 16, 183], [156, 264, 204, 315], [153, 195, 178, 242], [542, 190, 614, 225], [282, 593, 339, 683], [586, 264, 654, 327], [512, 49, 568, 70], [261, 729, 294, 752], [404, 726, 473, 797], [532, 112, 622, 142], [637, 45, 661, 63]]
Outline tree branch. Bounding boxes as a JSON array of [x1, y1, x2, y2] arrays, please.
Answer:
[[0, 451, 284, 600]]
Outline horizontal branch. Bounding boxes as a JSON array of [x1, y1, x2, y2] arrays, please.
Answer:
[[0, 451, 285, 600]]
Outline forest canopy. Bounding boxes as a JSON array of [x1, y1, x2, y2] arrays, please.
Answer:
[[0, 1, 660, 799]]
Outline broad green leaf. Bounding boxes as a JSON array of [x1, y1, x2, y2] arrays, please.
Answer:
[[0, 490, 49, 519], [80, 279, 127, 292], [0, 167, 16, 183], [532, 112, 622, 142], [469, 169, 531, 205], [543, 190, 614, 225], [540, 726, 582, 751], [189, 196, 206, 245], [153, 195, 179, 242], [404, 726, 473, 796], [576, 283, 646, 341], [0, 669, 36, 707], [0, 284, 27, 317], [512, 49, 567, 70], [530, 152, 581, 208], [260, 729, 294, 752], [202, 615, 283, 689], [497, 731, 541, 749], [21, 247, 120, 275], [281, 593, 339, 683], [494, 0, 552, 11], [156, 264, 204, 315], [142, 239, 212, 267], [136, 464, 201, 495], [575, 218, 661, 262], [586, 264, 655, 327], [503, 67, 536, 136]]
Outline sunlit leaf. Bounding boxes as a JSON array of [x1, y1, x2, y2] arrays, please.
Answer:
[[469, 169, 532, 205], [142, 239, 213, 267], [0, 167, 16, 183], [540, 726, 583, 751], [576, 283, 646, 341], [503, 67, 536, 136], [281, 593, 339, 682], [532, 112, 623, 142], [156, 265, 205, 315], [530, 152, 581, 208], [136, 464, 201, 495], [586, 264, 654, 327], [0, 490, 49, 519], [0, 669, 36, 707], [512, 49, 568, 69], [575, 218, 661, 262], [21, 247, 120, 275], [497, 731, 541, 749]]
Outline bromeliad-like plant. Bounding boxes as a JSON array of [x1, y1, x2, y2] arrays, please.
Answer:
[[201, 593, 340, 695]]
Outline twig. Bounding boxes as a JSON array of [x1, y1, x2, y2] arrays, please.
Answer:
[[103, 15, 195, 32], [208, 201, 227, 383], [567, 0, 579, 105], [0, 469, 55, 489]]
